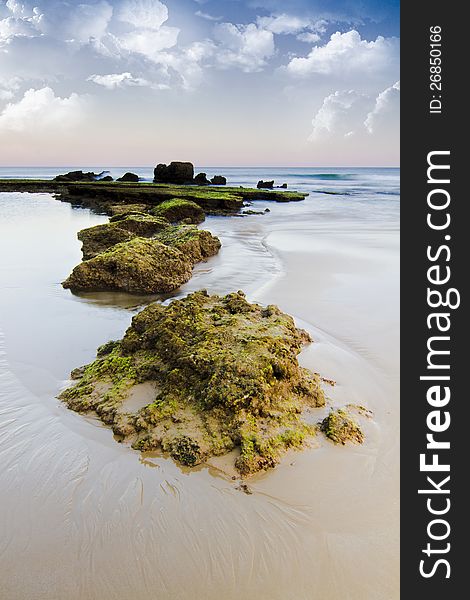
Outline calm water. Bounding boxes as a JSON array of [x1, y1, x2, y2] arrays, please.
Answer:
[[0, 168, 399, 600]]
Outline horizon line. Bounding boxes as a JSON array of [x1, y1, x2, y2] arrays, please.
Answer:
[[0, 164, 401, 169]]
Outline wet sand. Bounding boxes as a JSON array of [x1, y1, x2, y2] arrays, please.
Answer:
[[0, 189, 399, 600]]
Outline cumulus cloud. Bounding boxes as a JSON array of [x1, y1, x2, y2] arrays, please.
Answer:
[[113, 0, 179, 60], [309, 90, 371, 141], [309, 82, 400, 142], [0, 1, 114, 44], [213, 22, 275, 72], [365, 80, 400, 133], [0, 87, 87, 132], [117, 0, 168, 29], [287, 30, 399, 77]]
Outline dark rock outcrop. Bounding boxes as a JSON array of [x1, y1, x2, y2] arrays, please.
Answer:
[[54, 170, 102, 182], [117, 172, 139, 183], [210, 175, 227, 185], [257, 180, 274, 189], [194, 172, 211, 186], [154, 162, 194, 184]]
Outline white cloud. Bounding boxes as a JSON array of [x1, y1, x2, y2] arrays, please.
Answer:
[[117, 0, 168, 30], [213, 22, 275, 72], [287, 30, 399, 77], [309, 81, 400, 143], [116, 26, 179, 59], [41, 1, 113, 43], [153, 40, 215, 89], [297, 32, 321, 43], [256, 14, 327, 38], [309, 89, 371, 141], [112, 0, 180, 62], [365, 80, 400, 133], [0, 87, 87, 132], [88, 72, 147, 88], [195, 10, 222, 22], [0, 6, 41, 41], [88, 71, 169, 90], [0, 1, 113, 44], [257, 14, 310, 35]]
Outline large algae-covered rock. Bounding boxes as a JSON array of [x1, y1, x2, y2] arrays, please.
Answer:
[[78, 215, 170, 260], [150, 199, 205, 224], [154, 162, 194, 184], [60, 291, 325, 475], [63, 237, 193, 293], [155, 225, 221, 263]]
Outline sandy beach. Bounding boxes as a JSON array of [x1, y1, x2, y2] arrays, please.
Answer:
[[0, 169, 399, 600]]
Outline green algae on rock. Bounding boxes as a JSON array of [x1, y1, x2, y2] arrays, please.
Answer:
[[63, 237, 193, 294], [319, 408, 365, 445], [155, 224, 221, 263], [78, 215, 170, 260], [150, 199, 205, 224], [60, 291, 325, 475]]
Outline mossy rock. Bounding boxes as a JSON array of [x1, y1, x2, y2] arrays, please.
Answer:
[[109, 204, 149, 216], [62, 237, 193, 294], [319, 408, 364, 445], [150, 199, 205, 224], [60, 291, 325, 474], [155, 225, 221, 263], [78, 215, 170, 259]]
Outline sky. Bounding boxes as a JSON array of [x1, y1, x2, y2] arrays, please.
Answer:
[[0, 0, 400, 166]]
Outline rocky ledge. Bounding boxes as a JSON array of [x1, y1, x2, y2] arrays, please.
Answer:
[[60, 291, 327, 475], [0, 180, 307, 217], [63, 214, 221, 294]]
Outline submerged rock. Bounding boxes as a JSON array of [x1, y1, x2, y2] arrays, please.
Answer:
[[154, 162, 194, 184], [211, 175, 227, 185], [319, 408, 364, 445], [62, 237, 193, 294], [117, 172, 139, 183], [150, 199, 205, 224], [257, 180, 274, 189], [78, 215, 170, 260], [60, 291, 325, 475]]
